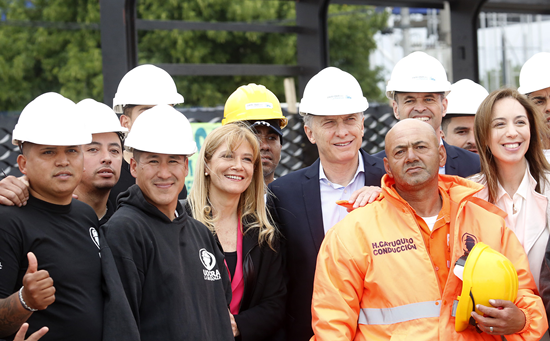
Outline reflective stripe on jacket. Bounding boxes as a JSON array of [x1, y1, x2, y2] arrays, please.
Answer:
[[311, 174, 548, 341]]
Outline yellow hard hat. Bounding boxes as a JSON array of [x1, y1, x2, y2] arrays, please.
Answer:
[[454, 242, 518, 332], [222, 84, 288, 128]]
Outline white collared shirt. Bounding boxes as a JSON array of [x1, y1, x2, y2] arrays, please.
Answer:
[[319, 155, 365, 234], [472, 164, 550, 291], [493, 168, 531, 246]]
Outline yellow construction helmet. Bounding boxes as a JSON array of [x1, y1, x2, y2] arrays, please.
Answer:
[[454, 242, 518, 332], [222, 84, 288, 129]]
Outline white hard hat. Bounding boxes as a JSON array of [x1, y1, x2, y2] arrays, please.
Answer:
[[76, 99, 128, 135], [518, 52, 550, 95], [112, 64, 184, 114], [446, 79, 489, 115], [299, 67, 369, 116], [124, 105, 197, 156], [12, 92, 91, 146], [386, 51, 452, 100]]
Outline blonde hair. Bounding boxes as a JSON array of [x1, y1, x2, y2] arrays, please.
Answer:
[[188, 123, 277, 249], [474, 88, 550, 203]]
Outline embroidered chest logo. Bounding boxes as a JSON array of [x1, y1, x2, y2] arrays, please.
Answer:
[[461, 233, 477, 253], [89, 227, 100, 250], [199, 248, 221, 281], [372, 238, 417, 256]]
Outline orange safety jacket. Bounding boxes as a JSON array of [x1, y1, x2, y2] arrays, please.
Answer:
[[311, 174, 548, 341]]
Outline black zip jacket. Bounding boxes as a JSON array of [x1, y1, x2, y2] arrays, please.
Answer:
[[101, 185, 233, 341]]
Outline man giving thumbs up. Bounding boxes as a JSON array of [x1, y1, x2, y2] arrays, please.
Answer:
[[0, 93, 103, 341], [0, 252, 54, 337]]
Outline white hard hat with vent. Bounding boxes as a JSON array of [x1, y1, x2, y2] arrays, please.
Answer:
[[299, 67, 369, 116], [446, 79, 489, 115], [386, 51, 452, 100], [124, 105, 197, 156], [12, 92, 91, 146], [518, 52, 550, 95], [77, 99, 128, 135], [112, 64, 184, 114]]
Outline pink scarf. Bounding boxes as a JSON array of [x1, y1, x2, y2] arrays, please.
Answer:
[[226, 219, 244, 315]]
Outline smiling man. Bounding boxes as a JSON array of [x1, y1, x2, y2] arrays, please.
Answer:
[[0, 93, 103, 341], [100, 105, 233, 340], [375, 52, 480, 178], [108, 64, 187, 207], [268, 67, 386, 340], [221, 83, 287, 185]]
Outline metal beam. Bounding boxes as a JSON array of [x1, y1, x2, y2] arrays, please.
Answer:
[[484, 0, 550, 14], [99, 0, 137, 107], [296, 0, 330, 97], [449, 0, 488, 82], [331, 0, 445, 8], [155, 64, 301, 76], [136, 19, 302, 34], [333, 0, 548, 13]]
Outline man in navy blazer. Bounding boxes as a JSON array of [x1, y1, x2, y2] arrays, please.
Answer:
[[376, 51, 480, 178], [268, 67, 386, 341]]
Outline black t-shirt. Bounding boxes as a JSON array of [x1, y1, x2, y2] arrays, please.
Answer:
[[99, 198, 115, 226], [108, 159, 187, 210], [225, 251, 237, 279], [0, 196, 103, 341], [101, 185, 233, 341]]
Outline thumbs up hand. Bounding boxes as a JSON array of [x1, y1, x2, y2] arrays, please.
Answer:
[[21, 252, 55, 311]]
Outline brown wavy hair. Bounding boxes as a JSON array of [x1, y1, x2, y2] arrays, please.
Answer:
[[188, 122, 277, 249], [474, 88, 550, 203]]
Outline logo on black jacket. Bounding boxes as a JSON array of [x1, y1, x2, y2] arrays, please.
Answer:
[[89, 227, 100, 250], [199, 248, 221, 281]]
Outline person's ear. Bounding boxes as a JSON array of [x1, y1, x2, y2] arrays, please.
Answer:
[[438, 144, 447, 168], [17, 154, 28, 175], [383, 157, 393, 178]]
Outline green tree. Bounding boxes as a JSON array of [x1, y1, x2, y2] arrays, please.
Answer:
[[0, 0, 102, 111], [0, 0, 388, 111], [328, 5, 388, 103]]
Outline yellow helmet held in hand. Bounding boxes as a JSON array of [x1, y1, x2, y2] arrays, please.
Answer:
[[222, 84, 288, 129], [454, 242, 518, 332]]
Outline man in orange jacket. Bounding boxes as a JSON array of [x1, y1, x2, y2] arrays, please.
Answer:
[[311, 119, 547, 340]]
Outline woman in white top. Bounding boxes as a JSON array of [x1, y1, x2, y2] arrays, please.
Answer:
[[469, 88, 550, 291]]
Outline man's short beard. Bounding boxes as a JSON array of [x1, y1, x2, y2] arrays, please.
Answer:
[[93, 183, 116, 191]]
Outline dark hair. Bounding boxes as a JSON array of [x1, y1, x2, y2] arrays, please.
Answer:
[[122, 105, 136, 117], [441, 116, 451, 135], [132, 149, 143, 163], [474, 88, 550, 203]]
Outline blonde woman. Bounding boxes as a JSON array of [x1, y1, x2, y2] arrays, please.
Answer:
[[188, 123, 286, 341]]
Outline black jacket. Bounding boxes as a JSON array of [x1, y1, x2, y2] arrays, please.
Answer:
[[101, 185, 233, 341], [234, 226, 286, 341], [182, 201, 287, 341], [539, 236, 550, 325], [267, 149, 386, 341]]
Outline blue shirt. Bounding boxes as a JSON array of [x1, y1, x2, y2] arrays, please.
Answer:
[[319, 155, 365, 234]]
